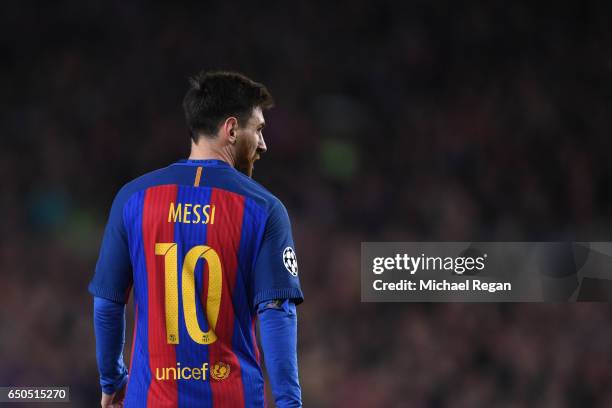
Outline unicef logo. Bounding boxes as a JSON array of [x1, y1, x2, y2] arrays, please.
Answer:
[[283, 247, 298, 277], [211, 362, 230, 381]]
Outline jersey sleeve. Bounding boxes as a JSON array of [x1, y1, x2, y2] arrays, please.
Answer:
[[252, 199, 304, 308], [88, 187, 134, 304]]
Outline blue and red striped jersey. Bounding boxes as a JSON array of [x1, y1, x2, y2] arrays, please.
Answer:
[[88, 159, 304, 408]]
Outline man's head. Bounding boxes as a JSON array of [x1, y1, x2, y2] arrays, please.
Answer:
[[183, 71, 274, 177]]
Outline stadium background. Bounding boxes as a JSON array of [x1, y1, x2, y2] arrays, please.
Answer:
[[2, 2, 612, 406]]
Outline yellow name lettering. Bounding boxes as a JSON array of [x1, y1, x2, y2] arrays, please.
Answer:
[[202, 205, 210, 224], [168, 203, 217, 225], [193, 204, 201, 224], [168, 202, 182, 223], [184, 204, 192, 223]]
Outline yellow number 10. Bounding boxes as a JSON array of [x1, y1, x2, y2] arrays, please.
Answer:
[[155, 243, 222, 345]]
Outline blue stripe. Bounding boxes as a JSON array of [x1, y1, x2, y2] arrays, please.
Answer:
[[124, 190, 151, 408], [175, 185, 213, 408], [234, 197, 267, 408]]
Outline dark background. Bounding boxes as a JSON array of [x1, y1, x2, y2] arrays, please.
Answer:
[[2, 1, 612, 406]]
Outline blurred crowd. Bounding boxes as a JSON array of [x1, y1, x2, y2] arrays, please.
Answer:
[[2, 1, 612, 406]]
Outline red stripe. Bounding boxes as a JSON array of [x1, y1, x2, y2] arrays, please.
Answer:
[[206, 188, 246, 407], [143, 185, 178, 407]]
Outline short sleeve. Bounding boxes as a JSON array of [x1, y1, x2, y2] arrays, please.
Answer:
[[252, 200, 304, 308], [88, 188, 134, 304]]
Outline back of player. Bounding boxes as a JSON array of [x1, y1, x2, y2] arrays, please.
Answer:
[[90, 159, 303, 407], [90, 70, 303, 408]]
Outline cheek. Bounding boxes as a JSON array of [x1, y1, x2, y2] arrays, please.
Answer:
[[238, 135, 257, 156], [249, 133, 259, 150]]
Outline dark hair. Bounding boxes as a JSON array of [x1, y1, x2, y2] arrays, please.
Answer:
[[183, 71, 274, 142]]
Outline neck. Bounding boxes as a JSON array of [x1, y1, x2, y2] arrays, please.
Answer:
[[188, 138, 235, 167]]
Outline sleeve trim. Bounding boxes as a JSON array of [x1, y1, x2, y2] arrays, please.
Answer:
[[254, 288, 304, 309], [88, 282, 129, 304]]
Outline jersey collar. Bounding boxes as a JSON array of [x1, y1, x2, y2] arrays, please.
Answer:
[[173, 159, 232, 168]]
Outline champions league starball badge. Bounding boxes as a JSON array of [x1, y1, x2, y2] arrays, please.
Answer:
[[283, 247, 298, 277]]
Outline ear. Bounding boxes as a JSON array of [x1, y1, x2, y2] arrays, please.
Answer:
[[221, 117, 239, 145]]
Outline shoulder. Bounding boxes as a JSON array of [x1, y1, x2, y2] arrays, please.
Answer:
[[230, 171, 288, 215], [112, 165, 177, 208]]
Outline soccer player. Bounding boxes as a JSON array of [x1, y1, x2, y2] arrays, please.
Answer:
[[89, 71, 304, 407]]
